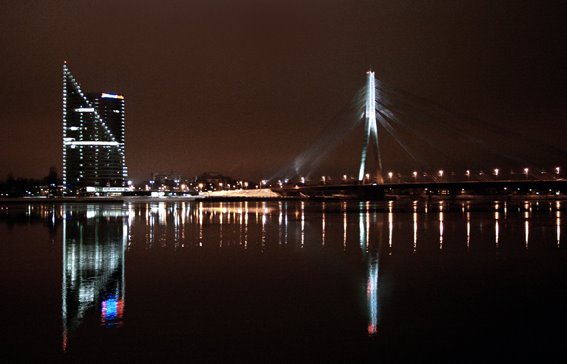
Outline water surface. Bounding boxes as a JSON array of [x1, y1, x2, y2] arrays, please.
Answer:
[[0, 199, 565, 362]]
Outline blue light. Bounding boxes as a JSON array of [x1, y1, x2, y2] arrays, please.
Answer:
[[101, 92, 124, 100], [102, 298, 118, 320]]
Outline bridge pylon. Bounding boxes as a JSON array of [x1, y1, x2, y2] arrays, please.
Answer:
[[358, 70, 383, 184]]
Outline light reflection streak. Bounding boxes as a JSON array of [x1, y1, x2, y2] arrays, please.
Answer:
[[367, 254, 379, 336], [219, 203, 224, 248], [466, 212, 471, 251], [174, 206, 180, 247], [321, 202, 326, 246], [413, 211, 417, 253], [239, 206, 244, 247], [284, 203, 289, 245], [278, 202, 283, 246], [244, 207, 249, 249], [557, 211, 561, 248], [343, 203, 348, 250], [524, 201, 530, 250], [495, 211, 500, 249], [255, 202, 259, 224], [439, 202, 444, 250], [300, 201, 305, 248], [359, 202, 366, 251], [557, 201, 561, 248], [525, 220, 529, 250], [366, 202, 370, 253], [199, 202, 203, 247], [388, 201, 393, 249], [261, 202, 267, 251], [149, 206, 155, 248]]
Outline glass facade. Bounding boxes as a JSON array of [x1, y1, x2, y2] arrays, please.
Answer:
[[62, 63, 128, 193]]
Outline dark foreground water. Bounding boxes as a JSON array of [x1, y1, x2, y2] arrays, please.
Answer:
[[0, 199, 565, 362]]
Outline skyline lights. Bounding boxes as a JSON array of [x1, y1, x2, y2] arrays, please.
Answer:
[[62, 63, 128, 193]]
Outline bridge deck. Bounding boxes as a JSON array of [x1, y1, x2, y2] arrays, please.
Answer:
[[273, 180, 567, 199]]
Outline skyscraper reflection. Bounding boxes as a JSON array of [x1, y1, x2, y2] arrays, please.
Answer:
[[62, 204, 127, 352]]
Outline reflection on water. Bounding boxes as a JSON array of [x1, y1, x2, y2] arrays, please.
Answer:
[[1, 198, 564, 358], [366, 254, 379, 336], [558, 208, 561, 248], [439, 202, 444, 250], [62, 205, 127, 352]]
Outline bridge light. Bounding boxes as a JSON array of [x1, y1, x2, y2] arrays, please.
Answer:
[[412, 171, 417, 178], [556, 167, 560, 174], [244, 181, 249, 188], [494, 168, 499, 177], [524, 168, 529, 175], [388, 171, 393, 180], [300, 177, 305, 184], [343, 174, 347, 181], [465, 170, 470, 177], [438, 170, 444, 178]]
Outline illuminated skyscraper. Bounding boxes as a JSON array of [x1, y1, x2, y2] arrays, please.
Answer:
[[62, 63, 128, 193]]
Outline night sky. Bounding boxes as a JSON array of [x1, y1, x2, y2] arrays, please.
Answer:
[[1, 0, 565, 182]]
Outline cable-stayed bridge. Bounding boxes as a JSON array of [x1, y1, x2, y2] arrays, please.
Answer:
[[271, 70, 566, 198]]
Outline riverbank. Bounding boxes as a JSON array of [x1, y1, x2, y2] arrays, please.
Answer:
[[1, 192, 566, 204]]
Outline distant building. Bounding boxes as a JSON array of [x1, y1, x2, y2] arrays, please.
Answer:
[[62, 63, 128, 193], [151, 171, 183, 186]]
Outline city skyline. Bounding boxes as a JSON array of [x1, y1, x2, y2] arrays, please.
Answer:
[[1, 1, 565, 182]]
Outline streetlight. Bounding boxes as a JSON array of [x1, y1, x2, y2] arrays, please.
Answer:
[[438, 170, 444, 178], [524, 168, 529, 179], [365, 173, 370, 183], [388, 171, 393, 181], [556, 167, 560, 175], [465, 170, 470, 179], [412, 171, 417, 180], [494, 168, 499, 177]]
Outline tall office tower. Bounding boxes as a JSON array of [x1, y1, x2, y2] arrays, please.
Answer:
[[62, 63, 128, 193]]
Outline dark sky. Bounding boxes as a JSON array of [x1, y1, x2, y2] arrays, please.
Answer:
[[1, 0, 565, 182]]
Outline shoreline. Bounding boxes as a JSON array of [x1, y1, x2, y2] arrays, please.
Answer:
[[0, 194, 566, 204]]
